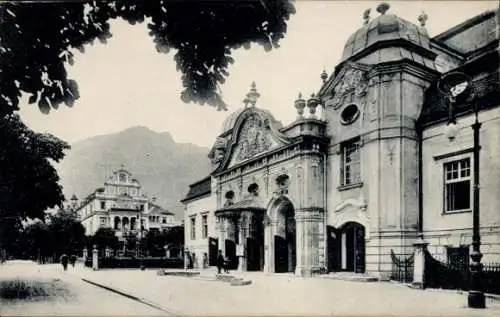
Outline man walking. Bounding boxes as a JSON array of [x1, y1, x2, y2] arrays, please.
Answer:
[[69, 254, 77, 267], [216, 250, 224, 274], [60, 254, 69, 271]]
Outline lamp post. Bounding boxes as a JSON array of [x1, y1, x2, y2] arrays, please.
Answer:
[[438, 72, 485, 309]]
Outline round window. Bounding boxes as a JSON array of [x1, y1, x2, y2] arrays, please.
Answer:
[[225, 191, 235, 200], [340, 104, 360, 125]]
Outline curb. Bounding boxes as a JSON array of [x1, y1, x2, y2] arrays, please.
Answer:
[[81, 278, 190, 317]]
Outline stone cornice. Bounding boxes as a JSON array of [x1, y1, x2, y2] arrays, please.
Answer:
[[282, 118, 328, 132], [368, 59, 440, 83]]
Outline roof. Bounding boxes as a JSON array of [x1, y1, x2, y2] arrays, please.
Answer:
[[148, 203, 175, 216], [180, 176, 212, 203], [419, 48, 499, 127], [215, 195, 267, 214], [432, 10, 496, 56], [341, 12, 430, 62]]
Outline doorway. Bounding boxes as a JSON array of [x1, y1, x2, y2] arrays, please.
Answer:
[[225, 239, 238, 270], [327, 225, 341, 272], [272, 197, 296, 273], [340, 222, 365, 273], [208, 237, 218, 266]]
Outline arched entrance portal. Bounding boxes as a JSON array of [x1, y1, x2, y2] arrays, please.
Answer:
[[329, 222, 365, 273], [269, 196, 296, 273]]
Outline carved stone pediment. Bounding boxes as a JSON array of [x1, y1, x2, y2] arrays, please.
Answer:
[[319, 62, 372, 110], [228, 113, 279, 167]]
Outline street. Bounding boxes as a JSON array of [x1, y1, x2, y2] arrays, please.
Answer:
[[58, 263, 500, 316], [0, 261, 168, 316], [2, 261, 500, 316]]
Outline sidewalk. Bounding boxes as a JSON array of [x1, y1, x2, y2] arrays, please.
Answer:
[[64, 264, 500, 317]]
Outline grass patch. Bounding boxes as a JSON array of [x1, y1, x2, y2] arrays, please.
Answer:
[[0, 278, 69, 301]]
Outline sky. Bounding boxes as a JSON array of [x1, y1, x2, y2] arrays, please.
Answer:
[[19, 1, 498, 148]]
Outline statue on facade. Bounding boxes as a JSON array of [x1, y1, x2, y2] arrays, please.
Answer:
[[208, 136, 228, 165]]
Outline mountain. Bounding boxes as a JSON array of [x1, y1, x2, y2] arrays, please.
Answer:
[[56, 126, 212, 219]]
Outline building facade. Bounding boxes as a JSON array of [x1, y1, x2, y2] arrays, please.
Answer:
[[75, 167, 177, 242], [182, 6, 499, 278], [180, 177, 217, 268]]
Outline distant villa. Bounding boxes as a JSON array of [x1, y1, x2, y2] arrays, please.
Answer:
[[71, 167, 180, 243]]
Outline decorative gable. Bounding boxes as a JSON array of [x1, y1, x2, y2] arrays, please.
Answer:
[[318, 62, 372, 109], [228, 112, 280, 167]]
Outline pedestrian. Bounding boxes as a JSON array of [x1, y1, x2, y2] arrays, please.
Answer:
[[224, 255, 230, 273], [69, 254, 77, 267], [216, 250, 224, 274], [60, 254, 69, 271]]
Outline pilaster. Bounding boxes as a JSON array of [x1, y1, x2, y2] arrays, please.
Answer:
[[264, 219, 278, 273], [295, 208, 324, 277], [217, 217, 226, 255]]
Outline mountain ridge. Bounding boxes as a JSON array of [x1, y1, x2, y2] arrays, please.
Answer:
[[56, 126, 212, 219]]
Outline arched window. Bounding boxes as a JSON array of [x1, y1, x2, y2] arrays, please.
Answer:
[[224, 191, 235, 206], [276, 174, 290, 188]]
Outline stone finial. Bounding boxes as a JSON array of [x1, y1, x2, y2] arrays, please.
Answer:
[[307, 93, 321, 118], [376, 2, 390, 15], [418, 11, 428, 27], [320, 69, 328, 83], [294, 92, 306, 119], [244, 81, 260, 107], [363, 8, 371, 25]]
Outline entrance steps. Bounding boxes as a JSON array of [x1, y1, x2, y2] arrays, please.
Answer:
[[321, 271, 379, 282], [156, 269, 252, 286], [156, 270, 200, 277]]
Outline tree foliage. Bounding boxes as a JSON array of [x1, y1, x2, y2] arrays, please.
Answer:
[[90, 227, 119, 250], [46, 210, 86, 256], [0, 114, 69, 221], [0, 0, 296, 115], [20, 220, 52, 259]]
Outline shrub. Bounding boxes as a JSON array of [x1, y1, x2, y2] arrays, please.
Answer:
[[0, 279, 66, 300], [84, 257, 183, 269]]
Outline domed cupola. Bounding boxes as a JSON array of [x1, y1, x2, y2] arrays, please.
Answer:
[[341, 3, 433, 65]]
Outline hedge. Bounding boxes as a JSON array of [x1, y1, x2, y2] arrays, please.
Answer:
[[84, 257, 183, 269]]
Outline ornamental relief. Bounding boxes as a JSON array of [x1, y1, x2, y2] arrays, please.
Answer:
[[331, 68, 369, 109], [227, 113, 277, 167], [237, 113, 273, 161], [208, 136, 229, 166]]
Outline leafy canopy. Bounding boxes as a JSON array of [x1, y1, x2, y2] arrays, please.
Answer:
[[0, 114, 69, 221], [0, 0, 296, 115]]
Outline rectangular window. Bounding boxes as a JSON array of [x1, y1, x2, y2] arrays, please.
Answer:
[[99, 216, 106, 227], [341, 138, 361, 186], [100, 201, 106, 210], [190, 217, 196, 240], [202, 215, 208, 239], [162, 217, 166, 224], [444, 158, 471, 212]]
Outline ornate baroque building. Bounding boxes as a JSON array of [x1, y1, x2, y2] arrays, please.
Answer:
[[182, 6, 499, 278], [75, 167, 177, 243]]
